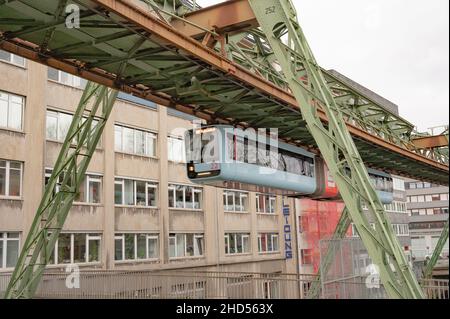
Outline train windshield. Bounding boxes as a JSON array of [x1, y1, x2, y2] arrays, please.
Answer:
[[186, 128, 220, 163]]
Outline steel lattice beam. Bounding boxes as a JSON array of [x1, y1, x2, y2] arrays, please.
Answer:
[[249, 0, 424, 298], [4, 83, 118, 299], [423, 219, 449, 279]]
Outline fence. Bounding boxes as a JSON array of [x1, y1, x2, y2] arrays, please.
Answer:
[[318, 238, 449, 299], [0, 269, 447, 299], [0, 270, 316, 299]]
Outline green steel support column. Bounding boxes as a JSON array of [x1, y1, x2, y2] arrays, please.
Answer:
[[306, 207, 351, 299], [5, 82, 118, 299], [249, 0, 424, 298], [423, 219, 449, 279]]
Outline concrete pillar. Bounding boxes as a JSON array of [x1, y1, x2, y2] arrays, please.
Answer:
[[158, 106, 169, 264], [22, 62, 47, 245], [102, 101, 116, 269]]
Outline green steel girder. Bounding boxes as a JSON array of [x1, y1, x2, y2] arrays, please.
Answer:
[[4, 82, 118, 298], [423, 219, 449, 279], [248, 0, 424, 299]]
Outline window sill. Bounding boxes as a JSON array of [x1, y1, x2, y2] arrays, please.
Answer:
[[46, 139, 104, 151], [115, 205, 159, 210], [46, 262, 102, 269], [115, 151, 158, 161], [0, 127, 25, 135], [258, 251, 281, 255], [224, 211, 249, 214], [225, 253, 252, 257], [256, 212, 277, 216], [72, 202, 103, 207], [115, 259, 160, 265], [0, 196, 23, 201], [169, 256, 205, 261], [169, 208, 203, 212]]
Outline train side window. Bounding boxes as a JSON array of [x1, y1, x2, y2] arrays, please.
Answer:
[[236, 137, 245, 163], [227, 133, 235, 161], [247, 138, 257, 164], [277, 153, 286, 171]]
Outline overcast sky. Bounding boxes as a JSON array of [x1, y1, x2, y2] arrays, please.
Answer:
[[196, 0, 449, 132]]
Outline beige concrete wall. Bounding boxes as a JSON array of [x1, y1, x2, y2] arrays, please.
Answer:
[[0, 58, 289, 275]]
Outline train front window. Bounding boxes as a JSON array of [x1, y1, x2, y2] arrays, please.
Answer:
[[187, 128, 219, 164]]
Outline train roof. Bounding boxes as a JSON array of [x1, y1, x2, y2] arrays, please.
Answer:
[[367, 167, 392, 178]]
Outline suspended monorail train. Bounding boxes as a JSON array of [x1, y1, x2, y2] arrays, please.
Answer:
[[185, 125, 393, 204]]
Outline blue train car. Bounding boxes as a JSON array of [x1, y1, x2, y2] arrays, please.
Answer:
[[185, 125, 394, 204]]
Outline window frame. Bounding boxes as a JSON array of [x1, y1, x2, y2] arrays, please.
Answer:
[[47, 67, 87, 89], [224, 233, 251, 255], [168, 184, 203, 210], [114, 233, 159, 262], [45, 109, 102, 147], [0, 90, 25, 132], [223, 190, 248, 213], [256, 193, 277, 214], [168, 135, 186, 163], [114, 124, 157, 158], [0, 160, 23, 199], [258, 233, 280, 253], [114, 177, 158, 208], [50, 233, 101, 266], [168, 233, 204, 259], [0, 232, 21, 269], [0, 50, 26, 67]]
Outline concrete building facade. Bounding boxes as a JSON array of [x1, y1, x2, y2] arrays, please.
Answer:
[[0, 52, 301, 283], [405, 179, 449, 262]]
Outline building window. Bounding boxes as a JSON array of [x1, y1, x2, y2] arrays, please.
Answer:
[[0, 91, 24, 131], [256, 194, 276, 214], [168, 233, 204, 258], [46, 110, 101, 146], [392, 224, 409, 237], [258, 233, 279, 253], [0, 232, 20, 269], [48, 67, 87, 89], [49, 233, 101, 265], [384, 201, 407, 213], [76, 174, 102, 204], [168, 184, 202, 210], [168, 136, 186, 163], [224, 233, 250, 255], [223, 190, 248, 212], [0, 50, 25, 67], [115, 233, 159, 261], [0, 160, 23, 198], [44, 169, 102, 204], [114, 124, 157, 157], [301, 249, 313, 265], [114, 178, 157, 207], [393, 178, 405, 191]]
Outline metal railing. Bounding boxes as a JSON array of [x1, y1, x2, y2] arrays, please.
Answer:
[[0, 270, 316, 299], [0, 270, 447, 299], [421, 279, 449, 299]]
